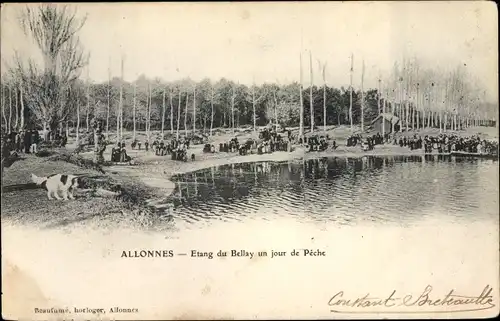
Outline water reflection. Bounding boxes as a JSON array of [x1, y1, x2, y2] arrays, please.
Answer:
[[164, 156, 498, 227]]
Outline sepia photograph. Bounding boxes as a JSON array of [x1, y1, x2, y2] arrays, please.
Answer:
[[1, 1, 499, 320]]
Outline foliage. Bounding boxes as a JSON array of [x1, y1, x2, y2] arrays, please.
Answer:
[[1, 5, 496, 135], [8, 4, 89, 132]]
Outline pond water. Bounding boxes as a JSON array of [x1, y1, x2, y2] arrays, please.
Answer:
[[165, 156, 498, 228]]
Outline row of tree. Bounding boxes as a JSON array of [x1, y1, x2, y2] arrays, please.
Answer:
[[1, 4, 497, 146], [2, 64, 496, 138]]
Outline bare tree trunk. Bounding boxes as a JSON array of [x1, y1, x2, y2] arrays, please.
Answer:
[[176, 90, 181, 139], [299, 52, 304, 139], [273, 89, 278, 126], [19, 82, 24, 130], [361, 60, 365, 132], [184, 90, 189, 135], [14, 85, 18, 131], [377, 78, 382, 116], [133, 83, 136, 141], [147, 83, 152, 139], [309, 50, 314, 133], [106, 62, 110, 139], [170, 88, 174, 134], [8, 86, 12, 133], [117, 57, 124, 143], [86, 81, 90, 133], [1, 86, 7, 129], [231, 85, 235, 135], [349, 54, 354, 132], [405, 59, 411, 132], [252, 85, 256, 133], [416, 84, 420, 130], [161, 88, 166, 137], [76, 96, 80, 145], [210, 85, 214, 136], [193, 85, 196, 133], [439, 110, 443, 133], [391, 100, 395, 133], [428, 86, 433, 129], [405, 101, 409, 132], [145, 86, 149, 139], [86, 109, 90, 132], [379, 80, 384, 135], [411, 103, 415, 130], [120, 69, 124, 141], [322, 62, 327, 132]]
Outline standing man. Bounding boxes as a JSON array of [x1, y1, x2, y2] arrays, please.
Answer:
[[24, 129, 32, 153], [30, 129, 38, 154]]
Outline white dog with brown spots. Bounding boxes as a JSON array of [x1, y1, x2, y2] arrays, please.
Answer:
[[31, 173, 81, 200]]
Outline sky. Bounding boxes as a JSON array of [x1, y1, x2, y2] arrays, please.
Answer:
[[1, 1, 498, 102]]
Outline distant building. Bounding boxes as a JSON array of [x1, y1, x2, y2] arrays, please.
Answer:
[[370, 113, 400, 134]]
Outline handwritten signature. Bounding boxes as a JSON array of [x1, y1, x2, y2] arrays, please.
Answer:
[[328, 285, 496, 314]]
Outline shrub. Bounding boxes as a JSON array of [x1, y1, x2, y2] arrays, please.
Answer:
[[35, 149, 55, 157]]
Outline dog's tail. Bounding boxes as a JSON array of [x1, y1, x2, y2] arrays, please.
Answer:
[[31, 173, 47, 185]]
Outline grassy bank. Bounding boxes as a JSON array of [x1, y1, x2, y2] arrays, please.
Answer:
[[1, 152, 175, 231]]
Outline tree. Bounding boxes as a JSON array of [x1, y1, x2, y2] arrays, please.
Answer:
[[231, 83, 237, 134], [360, 60, 365, 131], [106, 57, 111, 139], [1, 84, 7, 129], [249, 80, 266, 133], [117, 56, 124, 142], [298, 52, 304, 140], [349, 53, 354, 132], [16, 4, 88, 135], [193, 84, 196, 133], [133, 81, 137, 140], [176, 88, 181, 139], [210, 83, 215, 136], [161, 86, 166, 136], [317, 60, 327, 131], [309, 51, 314, 133]]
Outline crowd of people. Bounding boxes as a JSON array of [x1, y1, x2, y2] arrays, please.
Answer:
[[346, 132, 386, 151], [305, 135, 331, 152], [110, 142, 132, 163], [2, 129, 41, 154], [422, 134, 498, 155], [393, 135, 424, 150], [391, 133, 498, 155], [3, 123, 497, 172], [128, 136, 194, 162], [257, 126, 294, 153], [103, 129, 499, 165], [342, 131, 499, 156], [1, 127, 71, 155]]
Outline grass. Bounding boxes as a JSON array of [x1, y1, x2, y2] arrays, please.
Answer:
[[1, 152, 176, 232]]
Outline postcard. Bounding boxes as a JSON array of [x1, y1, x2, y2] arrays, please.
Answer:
[[1, 1, 499, 320]]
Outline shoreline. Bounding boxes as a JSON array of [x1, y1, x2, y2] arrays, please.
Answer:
[[106, 144, 486, 203]]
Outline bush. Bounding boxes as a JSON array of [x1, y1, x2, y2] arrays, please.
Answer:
[[35, 149, 55, 157], [48, 153, 106, 174]]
